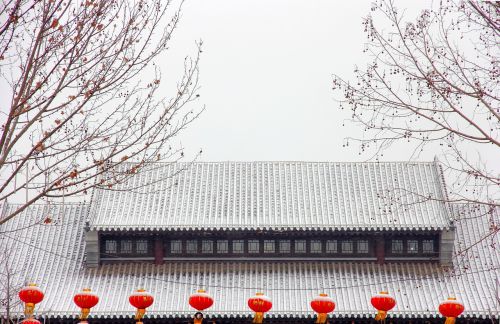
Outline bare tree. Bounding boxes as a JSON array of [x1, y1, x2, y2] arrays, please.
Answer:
[[0, 0, 203, 224], [0, 243, 22, 324], [332, 0, 499, 208]]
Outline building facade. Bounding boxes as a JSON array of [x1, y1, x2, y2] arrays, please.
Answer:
[[1, 161, 498, 323]]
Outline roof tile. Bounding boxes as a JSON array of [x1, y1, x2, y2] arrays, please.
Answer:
[[0, 202, 498, 318], [89, 161, 452, 232]]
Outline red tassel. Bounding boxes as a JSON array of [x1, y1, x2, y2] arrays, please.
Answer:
[[316, 312, 328, 323], [80, 308, 90, 320], [135, 308, 145, 321], [253, 312, 264, 323], [445, 317, 456, 324], [24, 303, 35, 317], [375, 310, 387, 321]]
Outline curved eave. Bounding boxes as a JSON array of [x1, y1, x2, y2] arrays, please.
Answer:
[[90, 225, 449, 233], [23, 311, 500, 320]]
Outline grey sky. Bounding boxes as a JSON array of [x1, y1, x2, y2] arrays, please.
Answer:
[[162, 0, 449, 162]]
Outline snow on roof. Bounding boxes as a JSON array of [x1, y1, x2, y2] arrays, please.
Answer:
[[1, 202, 498, 319], [89, 161, 452, 232]]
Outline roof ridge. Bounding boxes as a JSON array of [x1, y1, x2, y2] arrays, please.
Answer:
[[116, 160, 437, 164]]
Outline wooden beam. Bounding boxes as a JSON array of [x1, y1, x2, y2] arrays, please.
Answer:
[[375, 235, 385, 265], [154, 237, 164, 265]]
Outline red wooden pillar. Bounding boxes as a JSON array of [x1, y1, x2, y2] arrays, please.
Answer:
[[375, 236, 385, 265], [154, 237, 164, 265]]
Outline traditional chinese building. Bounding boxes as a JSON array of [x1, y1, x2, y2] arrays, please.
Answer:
[[1, 161, 499, 323]]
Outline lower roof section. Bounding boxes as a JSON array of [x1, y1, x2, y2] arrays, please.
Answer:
[[0, 203, 499, 319]]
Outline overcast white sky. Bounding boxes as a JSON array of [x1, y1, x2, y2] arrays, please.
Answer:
[[3, 0, 498, 205], [162, 0, 444, 162]]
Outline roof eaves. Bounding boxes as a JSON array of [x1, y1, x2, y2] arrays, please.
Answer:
[[24, 311, 500, 320], [90, 224, 447, 233]]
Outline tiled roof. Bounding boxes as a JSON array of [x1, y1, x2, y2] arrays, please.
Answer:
[[89, 161, 452, 232], [1, 202, 498, 319]]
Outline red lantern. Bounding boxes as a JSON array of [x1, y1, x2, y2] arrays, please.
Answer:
[[19, 284, 44, 317], [248, 293, 272, 324], [439, 297, 464, 324], [310, 293, 335, 324], [21, 319, 41, 324], [189, 289, 214, 311], [74, 288, 99, 321], [371, 291, 396, 321], [129, 289, 154, 323], [189, 289, 214, 324]]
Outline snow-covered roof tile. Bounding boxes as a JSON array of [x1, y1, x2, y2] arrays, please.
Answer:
[[88, 161, 452, 232], [1, 203, 498, 319]]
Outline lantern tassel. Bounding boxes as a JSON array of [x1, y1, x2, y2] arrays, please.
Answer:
[[375, 310, 387, 321], [24, 303, 35, 317], [253, 312, 264, 323], [135, 308, 146, 321], [80, 308, 90, 320], [445, 317, 456, 324], [316, 312, 328, 323]]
